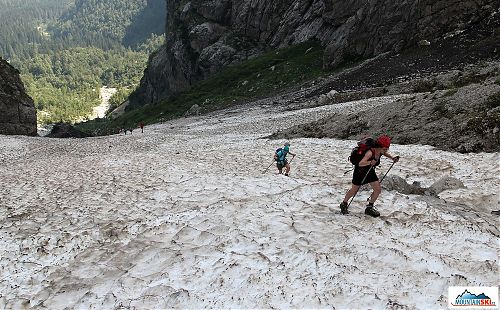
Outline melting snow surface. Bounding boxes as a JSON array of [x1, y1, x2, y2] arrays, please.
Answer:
[[0, 96, 498, 308]]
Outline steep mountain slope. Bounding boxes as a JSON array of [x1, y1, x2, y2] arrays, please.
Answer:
[[131, 0, 497, 106], [268, 13, 500, 153]]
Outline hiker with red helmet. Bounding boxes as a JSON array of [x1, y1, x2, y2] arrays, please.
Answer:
[[339, 135, 400, 217]]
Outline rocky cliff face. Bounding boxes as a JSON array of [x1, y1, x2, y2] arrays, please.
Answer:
[[131, 0, 497, 107], [0, 58, 37, 136]]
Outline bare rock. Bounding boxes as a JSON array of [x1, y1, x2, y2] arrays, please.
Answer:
[[198, 42, 237, 75], [131, 0, 496, 106], [427, 176, 465, 196], [382, 175, 465, 197], [0, 57, 37, 136], [382, 175, 426, 195], [326, 90, 338, 99], [189, 22, 227, 53], [418, 40, 431, 46], [184, 104, 201, 117]]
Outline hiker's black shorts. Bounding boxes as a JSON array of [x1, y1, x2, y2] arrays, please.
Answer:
[[352, 166, 378, 185], [276, 160, 288, 170]]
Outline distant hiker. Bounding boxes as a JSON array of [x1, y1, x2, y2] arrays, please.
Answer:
[[274, 142, 296, 176], [140, 122, 144, 133], [339, 135, 400, 217], [129, 128, 133, 134], [123, 128, 127, 135]]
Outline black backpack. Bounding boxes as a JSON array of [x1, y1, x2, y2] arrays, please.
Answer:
[[349, 137, 376, 166]]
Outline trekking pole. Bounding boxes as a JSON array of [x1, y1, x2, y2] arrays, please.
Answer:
[[367, 161, 397, 201], [379, 161, 396, 183], [343, 166, 354, 175], [262, 160, 275, 174], [346, 165, 374, 209]]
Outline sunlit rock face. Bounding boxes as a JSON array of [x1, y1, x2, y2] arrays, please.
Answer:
[[131, 0, 496, 106], [0, 57, 37, 136]]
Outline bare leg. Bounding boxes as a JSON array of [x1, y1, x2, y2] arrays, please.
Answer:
[[343, 184, 360, 203], [368, 181, 381, 204], [285, 163, 291, 175]]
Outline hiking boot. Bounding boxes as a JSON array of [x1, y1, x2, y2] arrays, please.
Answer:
[[365, 205, 380, 217], [340, 201, 349, 215]]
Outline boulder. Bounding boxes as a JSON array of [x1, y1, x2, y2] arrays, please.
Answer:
[[382, 175, 426, 195], [382, 175, 465, 197], [427, 176, 465, 196], [184, 104, 201, 116]]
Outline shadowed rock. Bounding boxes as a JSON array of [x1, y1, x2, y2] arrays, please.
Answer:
[[46, 123, 92, 138], [0, 57, 37, 136]]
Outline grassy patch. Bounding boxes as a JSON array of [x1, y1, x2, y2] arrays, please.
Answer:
[[76, 40, 328, 134], [181, 40, 325, 108]]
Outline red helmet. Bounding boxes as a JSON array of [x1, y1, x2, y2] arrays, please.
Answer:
[[377, 135, 391, 148]]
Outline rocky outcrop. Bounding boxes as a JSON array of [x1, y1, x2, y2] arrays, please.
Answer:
[[383, 175, 465, 196], [271, 60, 500, 153], [320, 0, 496, 68], [0, 58, 37, 136], [131, 0, 497, 107], [46, 123, 91, 138]]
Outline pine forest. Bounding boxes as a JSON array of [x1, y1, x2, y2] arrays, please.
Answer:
[[0, 0, 165, 124]]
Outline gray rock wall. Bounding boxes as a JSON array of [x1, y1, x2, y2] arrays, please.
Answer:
[[131, 0, 497, 106], [0, 58, 37, 136]]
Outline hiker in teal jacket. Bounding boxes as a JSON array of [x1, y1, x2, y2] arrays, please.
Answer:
[[274, 142, 296, 176]]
